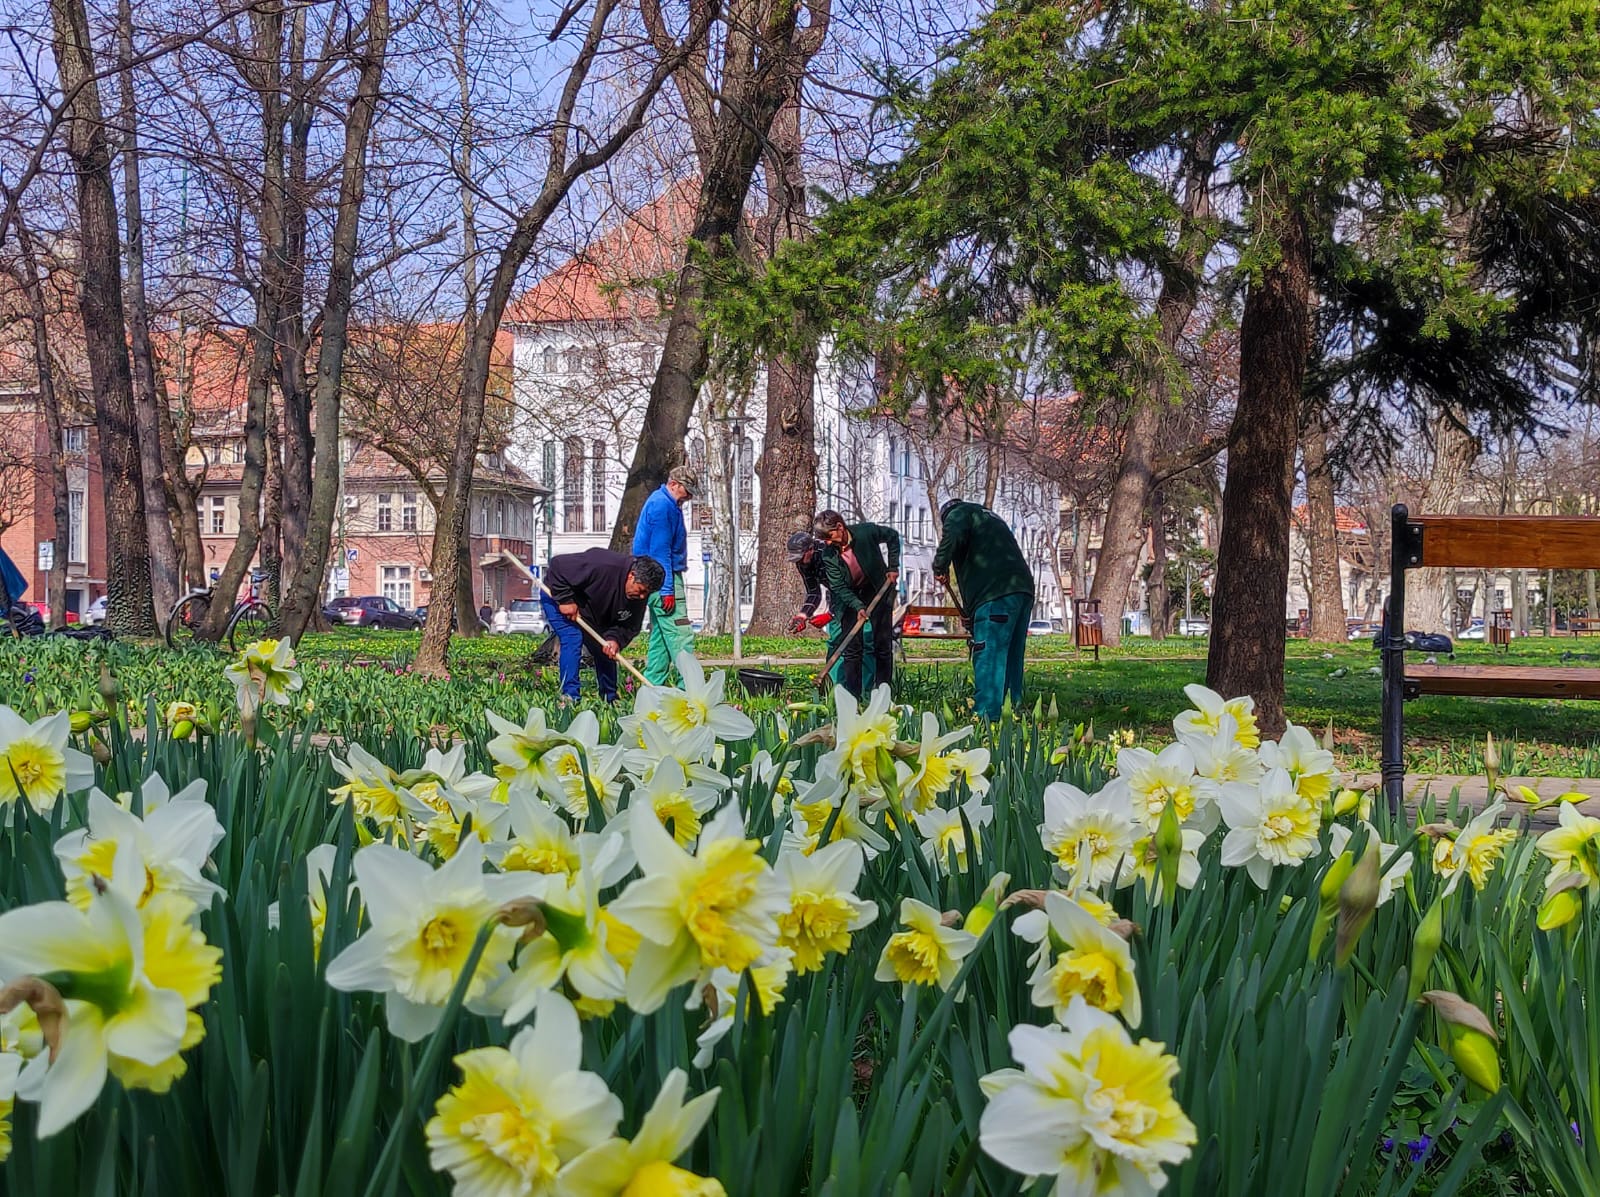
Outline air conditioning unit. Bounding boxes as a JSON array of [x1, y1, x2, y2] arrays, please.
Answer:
[[418, 568, 433, 582], [342, 496, 359, 509]]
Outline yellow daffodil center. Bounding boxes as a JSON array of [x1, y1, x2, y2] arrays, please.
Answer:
[[932, 824, 970, 869], [683, 840, 766, 971], [1051, 949, 1124, 1014], [2, 738, 65, 802], [501, 839, 581, 878], [778, 891, 858, 972], [430, 1053, 561, 1187], [911, 754, 956, 811], [654, 794, 703, 848], [398, 905, 507, 1005], [600, 908, 641, 971], [1136, 782, 1194, 825], [661, 696, 711, 733], [883, 928, 944, 987], [623, 1158, 728, 1197], [1076, 1026, 1194, 1156]]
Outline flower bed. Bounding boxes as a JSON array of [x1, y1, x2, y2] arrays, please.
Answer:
[[0, 644, 1594, 1195]]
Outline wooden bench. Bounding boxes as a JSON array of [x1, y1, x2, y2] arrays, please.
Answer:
[[1382, 506, 1600, 810], [1570, 616, 1600, 636], [899, 604, 969, 639], [1074, 598, 1104, 660]]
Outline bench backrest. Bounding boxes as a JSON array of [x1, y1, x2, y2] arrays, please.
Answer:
[[1400, 513, 1600, 571]]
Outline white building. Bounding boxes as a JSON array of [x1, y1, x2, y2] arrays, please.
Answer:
[[503, 185, 1066, 624]]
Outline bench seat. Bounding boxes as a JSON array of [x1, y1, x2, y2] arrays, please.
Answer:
[[1405, 664, 1600, 700]]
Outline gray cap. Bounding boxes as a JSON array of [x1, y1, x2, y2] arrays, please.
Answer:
[[786, 531, 820, 561], [668, 465, 699, 496]]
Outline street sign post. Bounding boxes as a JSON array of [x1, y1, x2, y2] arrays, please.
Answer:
[[37, 540, 54, 572]]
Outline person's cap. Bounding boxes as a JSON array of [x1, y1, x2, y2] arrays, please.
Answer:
[[668, 466, 698, 496], [786, 530, 819, 561], [939, 497, 962, 519]]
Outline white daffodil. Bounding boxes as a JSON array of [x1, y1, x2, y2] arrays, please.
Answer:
[[912, 798, 993, 874], [874, 897, 978, 997], [606, 801, 786, 1014], [1536, 801, 1600, 891], [0, 707, 94, 816], [785, 769, 890, 860], [820, 684, 899, 797], [535, 712, 629, 818], [1115, 743, 1220, 834], [1178, 713, 1265, 786], [399, 779, 509, 860], [560, 1068, 725, 1197], [1011, 891, 1118, 973], [1218, 767, 1321, 889], [690, 953, 793, 1070], [1118, 829, 1205, 900], [0, 851, 221, 1136], [224, 637, 303, 716], [492, 792, 585, 879], [773, 840, 878, 972], [636, 653, 756, 742], [749, 750, 800, 816], [896, 712, 978, 814], [425, 992, 622, 1197], [266, 843, 340, 959], [624, 721, 730, 795], [1328, 822, 1411, 907], [55, 777, 223, 912], [1172, 683, 1260, 749], [1260, 722, 1340, 805], [1038, 782, 1138, 887], [323, 837, 539, 1041], [636, 757, 724, 849], [1028, 892, 1141, 1027], [486, 707, 573, 797], [979, 1000, 1196, 1197], [1432, 800, 1518, 896], [329, 742, 405, 829], [400, 743, 499, 805]]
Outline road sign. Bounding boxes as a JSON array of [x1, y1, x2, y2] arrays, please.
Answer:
[[702, 548, 712, 564], [345, 548, 358, 562], [332, 567, 350, 588], [37, 541, 54, 571]]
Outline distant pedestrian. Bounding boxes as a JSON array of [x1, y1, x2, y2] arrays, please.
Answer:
[[814, 510, 900, 699], [540, 549, 662, 703], [786, 530, 874, 691], [933, 499, 1035, 719], [633, 465, 697, 685]]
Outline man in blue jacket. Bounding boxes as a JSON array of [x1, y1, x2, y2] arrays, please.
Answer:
[[632, 465, 697, 684]]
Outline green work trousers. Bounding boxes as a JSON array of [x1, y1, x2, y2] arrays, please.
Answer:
[[827, 611, 875, 692], [971, 592, 1031, 719], [643, 574, 694, 685]]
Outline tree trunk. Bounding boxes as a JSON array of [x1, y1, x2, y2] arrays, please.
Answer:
[[276, 6, 314, 597], [276, 0, 389, 641], [749, 94, 819, 634], [13, 221, 72, 627], [1301, 406, 1347, 641], [1148, 494, 1169, 640], [155, 336, 204, 591], [1089, 135, 1216, 645], [1206, 199, 1312, 738], [454, 534, 479, 636], [1402, 414, 1478, 633], [116, 0, 181, 618], [261, 417, 284, 609], [49, 0, 158, 637]]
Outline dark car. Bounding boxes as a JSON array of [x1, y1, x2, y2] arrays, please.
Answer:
[[413, 604, 491, 631], [325, 595, 421, 630]]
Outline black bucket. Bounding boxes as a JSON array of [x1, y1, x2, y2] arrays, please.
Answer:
[[737, 667, 785, 697]]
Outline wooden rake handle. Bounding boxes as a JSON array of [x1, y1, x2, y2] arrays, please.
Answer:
[[536, 579, 651, 687], [814, 574, 896, 691]]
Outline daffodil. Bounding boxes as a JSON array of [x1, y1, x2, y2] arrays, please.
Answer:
[[329, 742, 405, 828], [1260, 722, 1339, 805], [786, 780, 891, 860], [635, 653, 756, 741], [773, 840, 877, 973], [1328, 822, 1411, 907], [324, 837, 538, 1041], [400, 778, 509, 860], [896, 713, 978, 813], [224, 637, 303, 716], [399, 743, 499, 805], [912, 798, 992, 874], [979, 999, 1195, 1196], [1433, 801, 1518, 896], [1114, 743, 1219, 833], [750, 750, 801, 817], [606, 801, 785, 1014], [486, 707, 574, 796], [1536, 801, 1600, 891], [874, 897, 978, 996], [1027, 892, 1141, 1027], [1039, 781, 1138, 887], [492, 793, 586, 879], [535, 712, 629, 818], [636, 757, 724, 849], [690, 952, 792, 1069], [0, 707, 93, 815], [54, 775, 223, 911], [1218, 767, 1321, 888], [1118, 828, 1205, 900], [625, 721, 732, 795], [0, 855, 221, 1136], [266, 843, 340, 958], [820, 684, 899, 799], [1012, 891, 1119, 973], [1172, 683, 1260, 749], [1177, 713, 1264, 785], [560, 1068, 725, 1197], [425, 992, 622, 1197], [0, 1047, 18, 1162]]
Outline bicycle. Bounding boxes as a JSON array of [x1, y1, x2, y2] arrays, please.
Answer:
[[165, 569, 274, 651]]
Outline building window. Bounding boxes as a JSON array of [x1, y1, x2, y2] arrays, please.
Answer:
[[401, 492, 418, 532], [738, 437, 754, 528], [689, 436, 710, 530], [69, 489, 86, 561], [564, 347, 582, 374], [639, 344, 656, 373], [591, 439, 607, 532], [563, 436, 585, 532], [377, 493, 393, 532], [887, 437, 898, 475], [495, 498, 505, 534], [902, 443, 912, 476], [63, 427, 87, 454], [207, 495, 226, 536], [229, 440, 246, 465], [888, 501, 898, 535], [381, 565, 413, 608], [542, 346, 557, 372]]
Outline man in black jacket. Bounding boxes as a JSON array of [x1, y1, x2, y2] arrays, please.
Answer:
[[786, 530, 875, 691], [540, 549, 663, 702]]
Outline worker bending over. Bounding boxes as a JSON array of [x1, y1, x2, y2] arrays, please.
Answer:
[[814, 510, 899, 698], [786, 530, 874, 691], [541, 549, 662, 703], [932, 499, 1035, 719]]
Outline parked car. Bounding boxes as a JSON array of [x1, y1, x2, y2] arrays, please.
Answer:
[[492, 598, 546, 635], [326, 595, 421, 630], [1027, 618, 1055, 636], [1177, 617, 1210, 636], [413, 604, 491, 632], [1458, 618, 1486, 641], [84, 596, 108, 626]]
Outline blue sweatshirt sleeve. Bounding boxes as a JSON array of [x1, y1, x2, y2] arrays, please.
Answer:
[[631, 493, 675, 595]]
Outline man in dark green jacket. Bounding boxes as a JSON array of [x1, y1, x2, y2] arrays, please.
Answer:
[[933, 499, 1035, 719], [815, 510, 900, 698]]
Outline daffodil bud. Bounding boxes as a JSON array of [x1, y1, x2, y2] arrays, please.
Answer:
[[963, 872, 1011, 938], [1483, 732, 1501, 792], [1323, 718, 1336, 752], [1049, 745, 1070, 765], [1559, 791, 1590, 806], [1407, 898, 1444, 1002], [69, 711, 94, 734], [1081, 721, 1095, 747], [1332, 788, 1362, 817], [1421, 990, 1501, 1092], [1310, 851, 1355, 960], [172, 719, 195, 741], [1335, 844, 1382, 968], [98, 662, 119, 703], [1154, 797, 1183, 903], [1047, 695, 1059, 723], [1537, 873, 1586, 932]]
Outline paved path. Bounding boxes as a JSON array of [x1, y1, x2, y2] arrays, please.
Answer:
[[1350, 773, 1600, 829]]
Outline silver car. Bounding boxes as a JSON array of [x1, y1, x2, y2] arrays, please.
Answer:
[[493, 598, 546, 634]]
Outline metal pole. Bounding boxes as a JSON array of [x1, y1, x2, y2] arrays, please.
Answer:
[[1382, 503, 1410, 814], [731, 420, 743, 663]]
